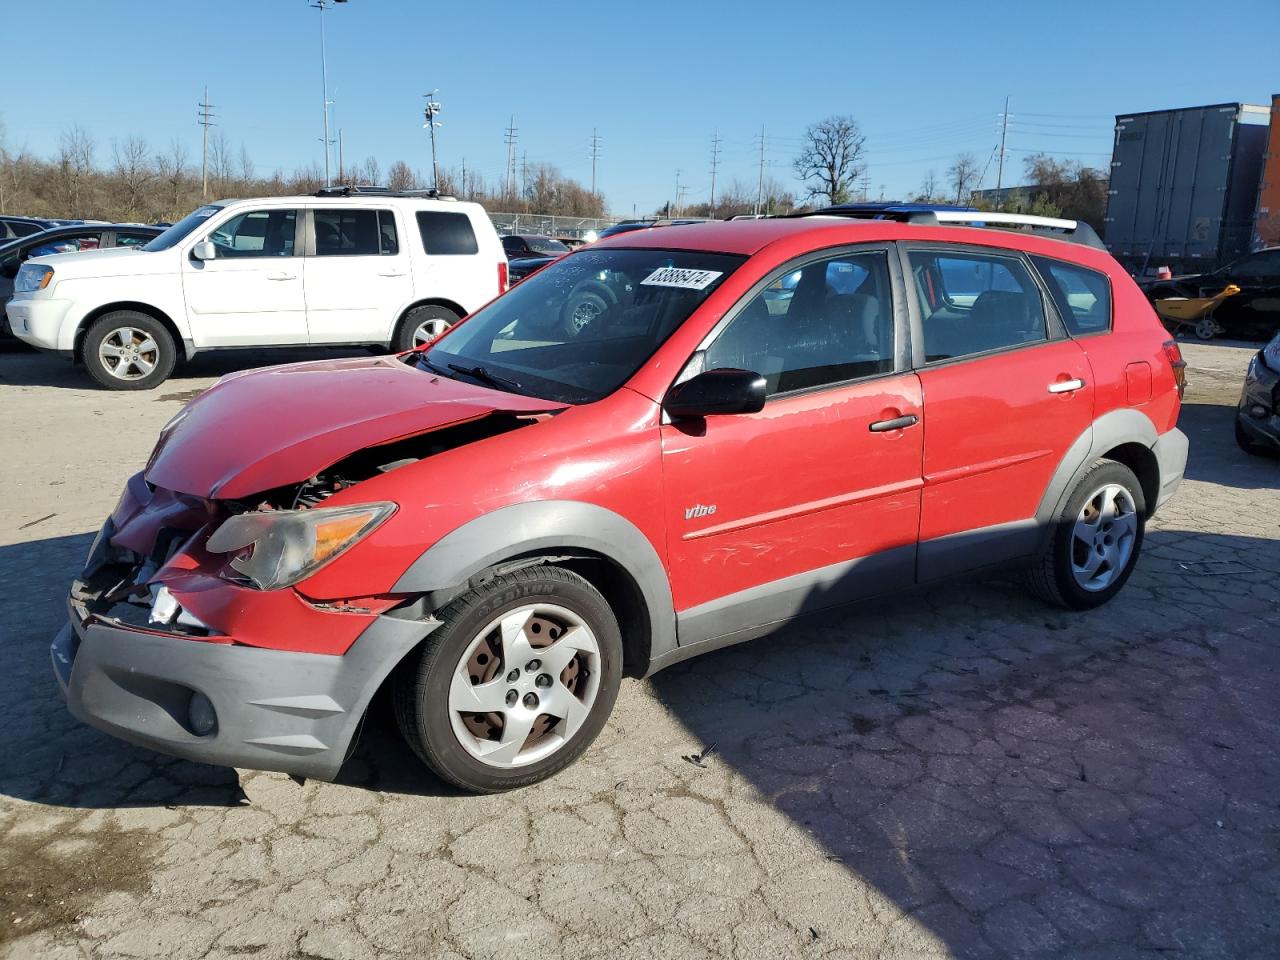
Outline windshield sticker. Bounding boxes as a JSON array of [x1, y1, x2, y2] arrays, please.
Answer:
[[640, 267, 723, 290]]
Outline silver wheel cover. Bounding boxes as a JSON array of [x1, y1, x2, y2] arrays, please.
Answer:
[[412, 317, 451, 347], [448, 603, 601, 768], [1070, 482, 1138, 591], [98, 327, 159, 381]]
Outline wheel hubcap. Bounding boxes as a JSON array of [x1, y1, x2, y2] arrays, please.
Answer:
[[1070, 483, 1138, 591], [570, 301, 600, 333], [412, 318, 450, 347], [448, 604, 601, 768], [98, 327, 159, 380]]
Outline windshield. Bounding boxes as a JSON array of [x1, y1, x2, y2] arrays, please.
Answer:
[[142, 204, 223, 252], [418, 248, 745, 403], [526, 236, 570, 254]]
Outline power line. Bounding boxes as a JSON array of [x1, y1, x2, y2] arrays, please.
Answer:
[[709, 130, 722, 215], [588, 128, 602, 195], [995, 96, 1010, 206], [754, 126, 766, 216], [503, 115, 518, 198]]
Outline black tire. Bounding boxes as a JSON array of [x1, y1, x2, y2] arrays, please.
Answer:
[[392, 304, 461, 353], [1235, 418, 1272, 457], [393, 566, 623, 793], [559, 289, 608, 337], [1025, 459, 1146, 611], [81, 310, 177, 391]]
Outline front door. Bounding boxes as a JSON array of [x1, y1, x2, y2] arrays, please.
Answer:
[[302, 207, 413, 344], [661, 247, 924, 646], [182, 207, 306, 348], [903, 245, 1094, 579]]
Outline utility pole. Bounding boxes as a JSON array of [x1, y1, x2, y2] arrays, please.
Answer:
[[197, 86, 216, 200], [338, 129, 345, 183], [521, 151, 529, 206], [423, 90, 442, 190], [460, 156, 467, 198], [589, 128, 602, 195], [504, 115, 518, 200], [754, 126, 766, 216], [709, 130, 722, 216], [308, 1, 344, 187], [673, 169, 682, 217], [995, 96, 1010, 207]]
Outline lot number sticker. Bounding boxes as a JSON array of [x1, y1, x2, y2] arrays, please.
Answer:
[[640, 267, 723, 290]]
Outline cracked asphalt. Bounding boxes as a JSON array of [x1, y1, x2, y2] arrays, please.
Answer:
[[1, 340, 1277, 960]]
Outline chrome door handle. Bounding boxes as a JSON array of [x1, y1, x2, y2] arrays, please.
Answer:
[[267, 272, 296, 281], [377, 270, 406, 278], [1048, 378, 1085, 394]]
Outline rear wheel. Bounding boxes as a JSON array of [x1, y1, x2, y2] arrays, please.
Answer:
[[393, 304, 461, 352], [1026, 459, 1146, 610], [394, 566, 622, 793], [1194, 317, 1217, 340], [81, 311, 177, 390]]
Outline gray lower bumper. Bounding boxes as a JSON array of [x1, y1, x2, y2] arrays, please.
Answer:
[[54, 607, 438, 780], [1152, 427, 1189, 510]]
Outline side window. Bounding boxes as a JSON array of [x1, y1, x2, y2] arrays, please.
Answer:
[[29, 233, 102, 257], [909, 250, 1047, 362], [417, 211, 479, 255], [208, 209, 296, 258], [313, 208, 385, 257], [377, 211, 399, 255], [703, 251, 895, 396], [1032, 256, 1112, 336], [501, 236, 523, 256], [115, 232, 155, 248]]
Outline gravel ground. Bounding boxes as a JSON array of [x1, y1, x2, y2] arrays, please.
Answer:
[[0, 340, 1276, 960]]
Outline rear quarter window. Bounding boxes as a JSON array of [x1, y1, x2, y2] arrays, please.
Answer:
[[417, 211, 479, 255], [1032, 256, 1112, 336]]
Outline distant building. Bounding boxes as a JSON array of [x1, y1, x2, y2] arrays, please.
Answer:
[[970, 185, 1036, 209]]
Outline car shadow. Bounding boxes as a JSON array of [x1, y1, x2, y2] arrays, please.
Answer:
[[0, 345, 374, 392], [1179, 401, 1277, 487]]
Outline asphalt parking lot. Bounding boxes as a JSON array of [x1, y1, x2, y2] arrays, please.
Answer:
[[1, 340, 1277, 960]]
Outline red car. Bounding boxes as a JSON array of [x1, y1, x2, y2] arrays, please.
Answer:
[[53, 210, 1189, 793]]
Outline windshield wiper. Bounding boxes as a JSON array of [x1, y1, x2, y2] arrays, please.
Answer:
[[446, 362, 524, 393]]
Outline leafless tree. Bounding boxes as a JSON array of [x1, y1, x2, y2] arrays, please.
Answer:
[[948, 153, 980, 205], [238, 144, 256, 187], [387, 160, 417, 192], [360, 156, 381, 186], [916, 169, 940, 202], [111, 136, 153, 220], [793, 115, 866, 205], [57, 125, 96, 217], [209, 131, 234, 197], [154, 139, 189, 217]]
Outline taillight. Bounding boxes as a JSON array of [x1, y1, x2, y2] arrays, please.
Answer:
[[1163, 340, 1187, 398], [498, 261, 509, 293]]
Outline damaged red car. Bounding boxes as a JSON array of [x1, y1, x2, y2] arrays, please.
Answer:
[[53, 210, 1188, 793]]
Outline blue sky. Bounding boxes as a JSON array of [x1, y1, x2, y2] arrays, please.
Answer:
[[2, 0, 1277, 216]]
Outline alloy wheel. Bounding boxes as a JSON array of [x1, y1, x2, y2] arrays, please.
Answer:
[[98, 327, 159, 381], [412, 317, 451, 348], [1070, 483, 1138, 591], [447, 603, 601, 768]]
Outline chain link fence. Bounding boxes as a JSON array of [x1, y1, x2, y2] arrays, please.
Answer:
[[487, 212, 620, 240]]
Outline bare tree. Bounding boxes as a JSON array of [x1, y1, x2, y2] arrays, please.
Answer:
[[948, 153, 980, 206], [209, 131, 234, 197], [154, 139, 190, 217], [916, 169, 940, 202], [387, 160, 417, 191], [793, 115, 866, 205], [360, 156, 381, 186], [111, 136, 153, 220], [238, 143, 256, 187], [58, 125, 96, 217]]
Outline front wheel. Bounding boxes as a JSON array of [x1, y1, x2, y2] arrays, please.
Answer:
[[81, 311, 177, 390], [1025, 459, 1146, 610], [393, 304, 461, 352], [394, 566, 622, 793]]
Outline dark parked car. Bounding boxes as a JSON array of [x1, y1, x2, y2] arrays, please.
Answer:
[[502, 234, 571, 283], [1, 223, 162, 337], [0, 216, 59, 241], [1236, 331, 1280, 455], [1140, 247, 1280, 341]]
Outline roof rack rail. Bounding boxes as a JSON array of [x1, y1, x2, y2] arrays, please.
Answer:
[[313, 184, 454, 200], [804, 204, 1106, 250]]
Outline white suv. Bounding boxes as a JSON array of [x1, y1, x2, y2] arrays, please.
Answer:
[[7, 189, 507, 389]]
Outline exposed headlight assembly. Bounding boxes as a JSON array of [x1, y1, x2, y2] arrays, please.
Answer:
[[15, 264, 54, 293], [206, 502, 395, 591], [1262, 335, 1280, 373]]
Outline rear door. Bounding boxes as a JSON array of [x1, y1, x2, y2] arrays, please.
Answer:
[[302, 207, 411, 344], [903, 244, 1093, 579], [181, 206, 306, 347], [661, 246, 924, 644]]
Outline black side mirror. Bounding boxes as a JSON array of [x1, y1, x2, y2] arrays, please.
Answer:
[[664, 368, 766, 419]]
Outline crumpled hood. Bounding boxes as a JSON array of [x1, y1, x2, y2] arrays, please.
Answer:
[[145, 354, 566, 499]]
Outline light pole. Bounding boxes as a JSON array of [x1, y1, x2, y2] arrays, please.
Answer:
[[309, 0, 346, 186], [423, 91, 442, 191]]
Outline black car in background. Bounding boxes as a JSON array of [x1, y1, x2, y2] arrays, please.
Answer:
[[1, 223, 162, 338], [1237, 331, 1280, 456], [502, 234, 571, 283], [1141, 247, 1280, 341], [0, 216, 60, 241]]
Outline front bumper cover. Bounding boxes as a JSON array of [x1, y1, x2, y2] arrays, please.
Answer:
[[54, 587, 439, 780], [1237, 354, 1280, 450]]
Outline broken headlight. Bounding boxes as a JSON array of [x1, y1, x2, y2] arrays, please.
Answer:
[[206, 502, 395, 591], [1263, 334, 1280, 373]]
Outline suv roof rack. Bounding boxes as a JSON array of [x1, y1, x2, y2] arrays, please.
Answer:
[[805, 204, 1106, 251], [312, 185, 455, 200]]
